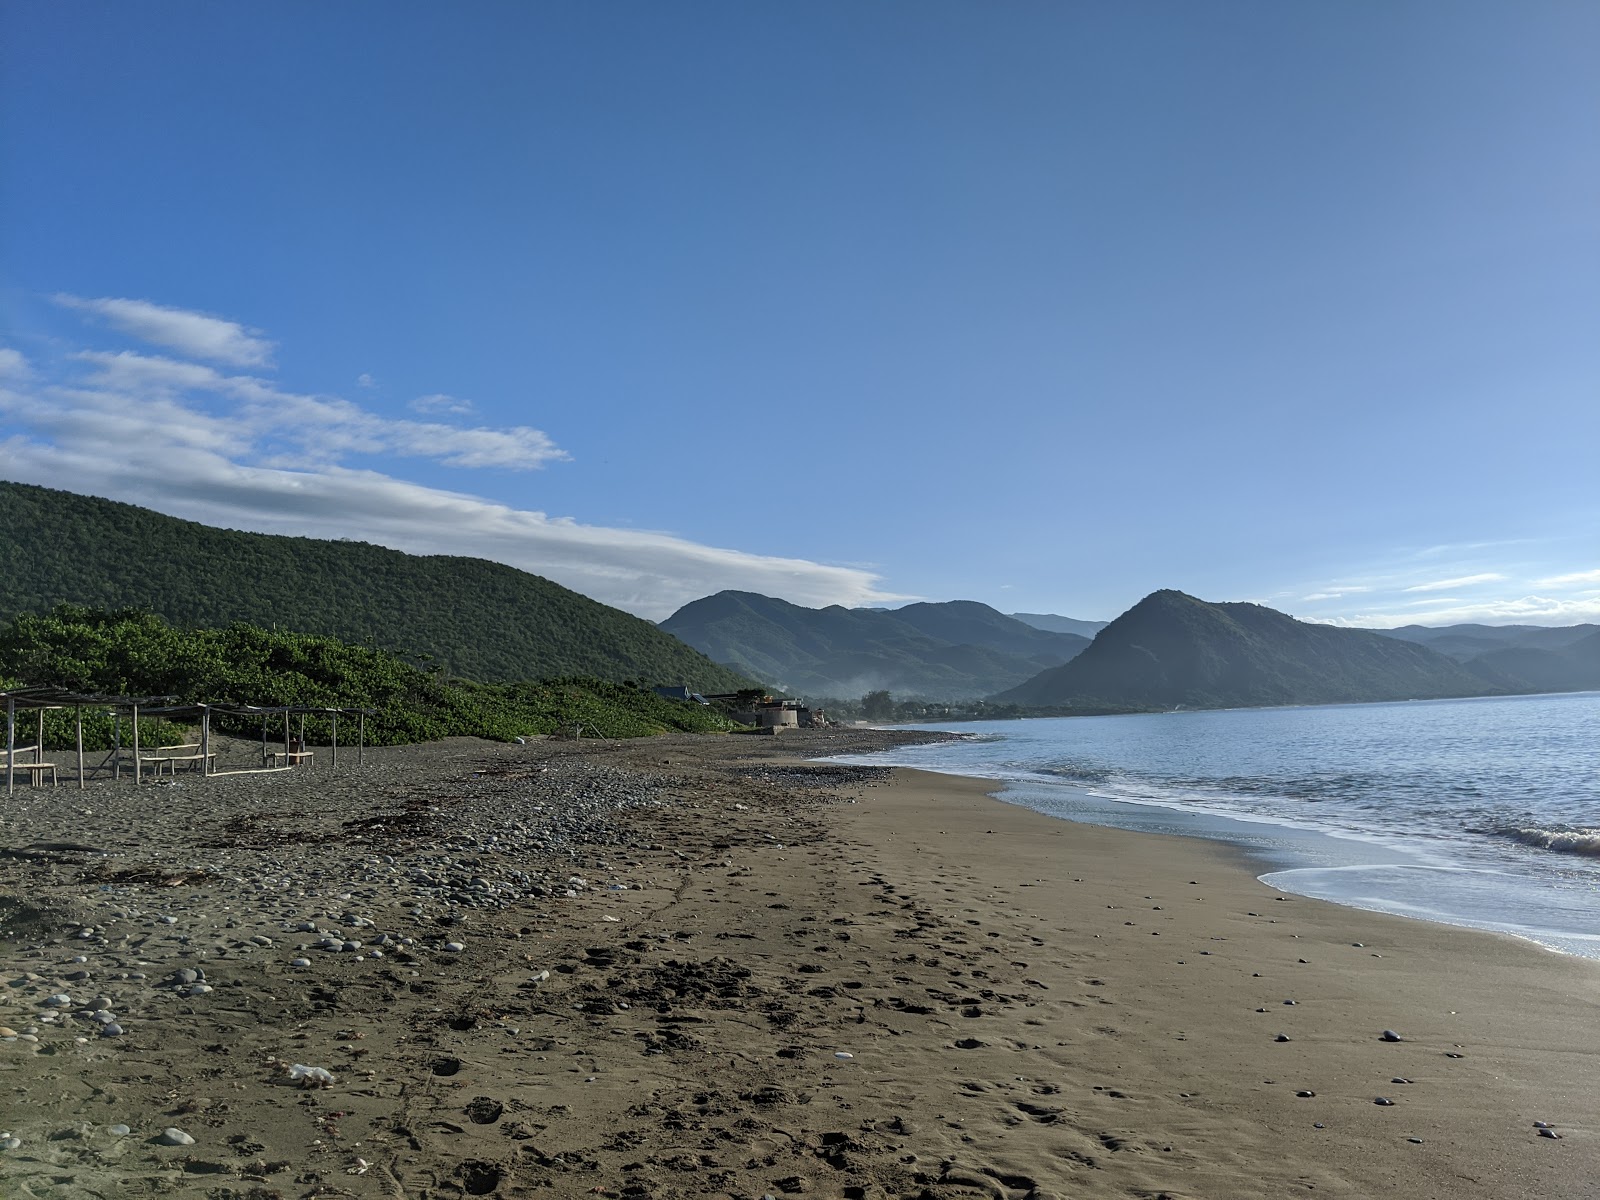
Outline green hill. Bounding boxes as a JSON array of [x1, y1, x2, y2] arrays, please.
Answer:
[[0, 482, 751, 692], [996, 590, 1491, 709], [660, 590, 1089, 699]]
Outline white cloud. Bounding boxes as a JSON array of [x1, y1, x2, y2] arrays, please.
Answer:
[[1401, 572, 1505, 593], [63, 350, 566, 472], [1330, 594, 1600, 629], [1301, 592, 1342, 602], [0, 312, 901, 619], [357, 373, 376, 388], [411, 393, 474, 415], [0, 348, 32, 380], [56, 295, 276, 367], [1536, 568, 1600, 587]]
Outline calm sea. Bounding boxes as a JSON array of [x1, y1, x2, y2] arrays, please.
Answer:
[[826, 691, 1600, 959]]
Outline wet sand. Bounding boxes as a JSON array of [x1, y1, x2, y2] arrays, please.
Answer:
[[0, 730, 1594, 1198]]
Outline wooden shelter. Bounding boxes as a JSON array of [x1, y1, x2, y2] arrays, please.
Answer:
[[2, 689, 375, 791], [1, 686, 174, 793]]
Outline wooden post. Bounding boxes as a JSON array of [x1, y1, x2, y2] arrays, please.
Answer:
[[36, 709, 44, 763], [298, 714, 306, 765], [75, 705, 84, 790], [283, 711, 290, 761], [200, 707, 211, 777], [6, 696, 14, 795], [357, 711, 365, 766], [260, 715, 268, 764], [132, 704, 141, 785], [331, 710, 339, 772], [113, 713, 122, 780]]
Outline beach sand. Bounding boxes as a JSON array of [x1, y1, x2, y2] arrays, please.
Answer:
[[0, 729, 1594, 1198]]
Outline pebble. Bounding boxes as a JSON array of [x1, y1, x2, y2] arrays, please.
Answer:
[[1295, 1090, 1316, 1098], [1539, 1128, 1561, 1139], [0, 1136, 19, 1151], [834, 1051, 854, 1059], [1380, 1029, 1403, 1042], [1374, 1097, 1395, 1106], [1391, 1077, 1411, 1084], [1275, 1035, 1291, 1042], [100, 1023, 124, 1037], [108, 1124, 130, 1137], [156, 1127, 195, 1146], [443, 942, 466, 953], [291, 958, 311, 968], [1407, 1137, 1423, 1144]]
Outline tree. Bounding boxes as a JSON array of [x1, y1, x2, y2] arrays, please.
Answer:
[[860, 689, 894, 721]]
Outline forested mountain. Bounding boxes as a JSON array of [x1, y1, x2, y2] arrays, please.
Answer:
[[1009, 612, 1108, 638], [660, 591, 1090, 699], [0, 482, 750, 691], [1459, 628, 1600, 695], [996, 590, 1491, 709], [1376, 622, 1600, 660]]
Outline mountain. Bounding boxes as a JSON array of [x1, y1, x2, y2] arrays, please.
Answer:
[[1009, 612, 1109, 638], [660, 591, 1090, 699], [0, 482, 751, 691], [1461, 628, 1600, 694], [996, 590, 1491, 709], [1376, 622, 1600, 662], [1373, 621, 1600, 695]]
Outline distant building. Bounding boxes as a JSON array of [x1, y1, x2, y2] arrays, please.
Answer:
[[652, 685, 709, 705]]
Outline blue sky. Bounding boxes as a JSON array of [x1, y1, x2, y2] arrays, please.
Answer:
[[2, 1, 1596, 626]]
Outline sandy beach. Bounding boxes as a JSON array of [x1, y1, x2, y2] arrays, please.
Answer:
[[1, 728, 1594, 1199]]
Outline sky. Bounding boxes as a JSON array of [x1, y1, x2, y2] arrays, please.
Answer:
[[2, 1, 1596, 627]]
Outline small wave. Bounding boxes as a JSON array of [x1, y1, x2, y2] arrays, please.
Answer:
[[1494, 826, 1600, 857], [1037, 765, 1113, 784]]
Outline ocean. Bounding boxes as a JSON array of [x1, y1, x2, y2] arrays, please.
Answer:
[[825, 690, 1600, 959]]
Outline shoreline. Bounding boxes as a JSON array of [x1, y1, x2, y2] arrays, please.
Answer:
[[0, 729, 1593, 1197], [821, 722, 1600, 962]]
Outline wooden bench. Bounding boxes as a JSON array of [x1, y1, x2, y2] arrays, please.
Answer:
[[137, 744, 215, 776], [3, 746, 58, 787], [264, 750, 315, 768]]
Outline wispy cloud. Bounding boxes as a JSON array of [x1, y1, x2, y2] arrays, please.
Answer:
[[411, 393, 474, 415], [1401, 572, 1505, 594], [1330, 594, 1600, 629], [356, 373, 376, 389], [1536, 568, 1600, 588], [0, 308, 902, 619], [69, 350, 565, 471], [56, 295, 276, 367]]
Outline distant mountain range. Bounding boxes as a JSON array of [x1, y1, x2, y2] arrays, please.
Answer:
[[0, 482, 751, 692], [998, 591, 1600, 710], [659, 591, 1094, 699], [1009, 612, 1109, 638], [664, 587, 1600, 708], [1374, 622, 1600, 694]]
